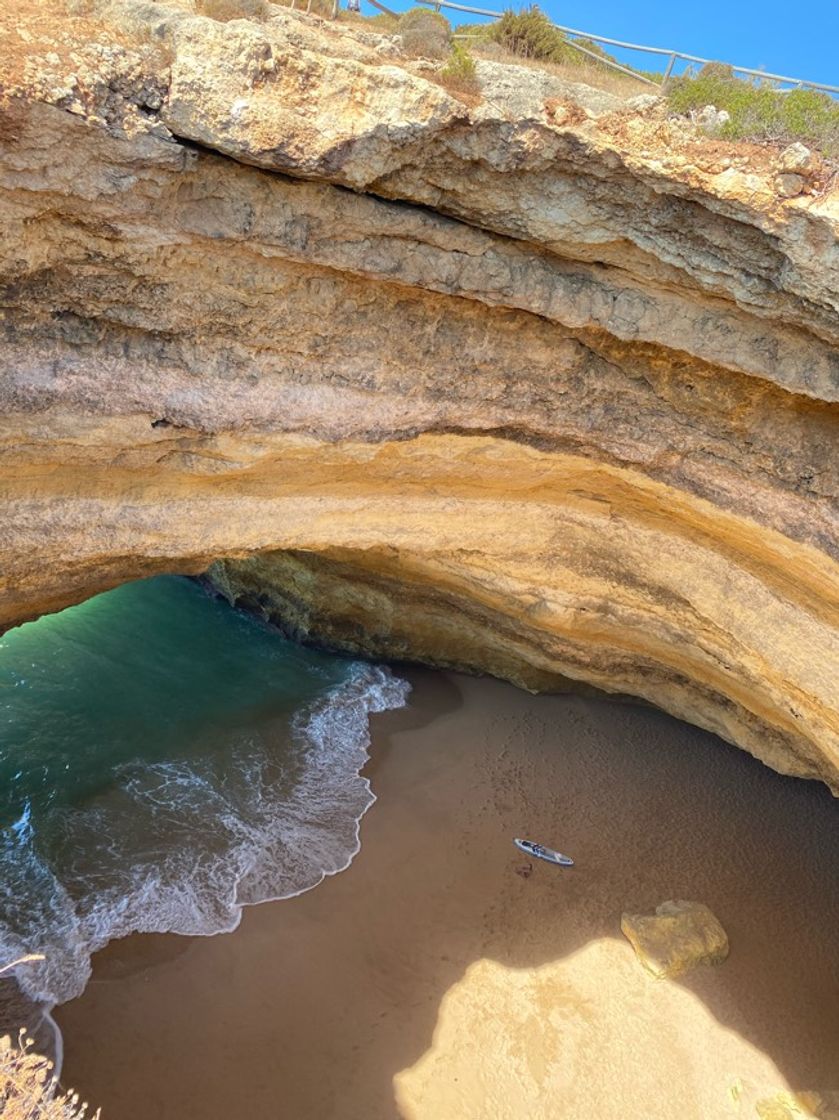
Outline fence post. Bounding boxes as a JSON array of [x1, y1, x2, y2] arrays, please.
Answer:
[[412, 0, 839, 94], [661, 52, 677, 89]]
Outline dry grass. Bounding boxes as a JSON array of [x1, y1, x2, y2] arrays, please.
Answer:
[[436, 42, 480, 103], [333, 7, 646, 103], [270, 0, 338, 17], [336, 9, 398, 31], [0, 0, 173, 91], [468, 39, 653, 99], [0, 1033, 99, 1120], [455, 7, 656, 100], [195, 0, 270, 20]]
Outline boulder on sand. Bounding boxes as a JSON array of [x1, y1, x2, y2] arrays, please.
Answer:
[[620, 900, 729, 979], [756, 1090, 839, 1119]]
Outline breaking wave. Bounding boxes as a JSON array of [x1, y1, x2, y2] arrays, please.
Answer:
[[0, 577, 409, 1063], [0, 663, 408, 1008]]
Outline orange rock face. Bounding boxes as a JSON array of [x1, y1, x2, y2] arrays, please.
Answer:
[[1, 1, 838, 787]]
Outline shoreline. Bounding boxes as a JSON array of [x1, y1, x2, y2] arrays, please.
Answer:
[[55, 669, 839, 1119]]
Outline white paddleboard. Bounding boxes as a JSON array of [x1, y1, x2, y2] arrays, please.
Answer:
[[514, 837, 574, 866]]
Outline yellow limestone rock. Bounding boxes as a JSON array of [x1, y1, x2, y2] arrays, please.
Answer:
[[620, 900, 729, 979], [1, 0, 839, 792], [756, 1091, 839, 1120]]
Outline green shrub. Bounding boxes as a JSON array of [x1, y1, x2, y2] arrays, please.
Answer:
[[443, 42, 477, 80], [440, 42, 480, 97], [486, 6, 641, 78], [668, 63, 839, 155], [399, 8, 452, 60], [488, 5, 579, 65]]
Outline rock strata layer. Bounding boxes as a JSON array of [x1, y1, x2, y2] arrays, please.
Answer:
[[1, 0, 838, 787]]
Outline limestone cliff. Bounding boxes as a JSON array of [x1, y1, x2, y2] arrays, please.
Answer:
[[1, 0, 838, 788]]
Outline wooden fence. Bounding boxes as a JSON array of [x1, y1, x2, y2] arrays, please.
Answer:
[[372, 0, 839, 95]]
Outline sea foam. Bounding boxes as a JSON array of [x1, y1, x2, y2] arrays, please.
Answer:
[[0, 663, 409, 1024]]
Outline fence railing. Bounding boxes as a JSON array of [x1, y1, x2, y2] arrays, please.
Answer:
[[400, 0, 839, 95]]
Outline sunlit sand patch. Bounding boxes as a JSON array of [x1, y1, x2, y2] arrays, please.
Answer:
[[395, 940, 790, 1120]]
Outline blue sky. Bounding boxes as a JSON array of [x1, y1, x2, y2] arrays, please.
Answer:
[[445, 0, 839, 89]]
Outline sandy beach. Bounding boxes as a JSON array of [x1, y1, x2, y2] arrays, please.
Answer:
[[55, 670, 839, 1119]]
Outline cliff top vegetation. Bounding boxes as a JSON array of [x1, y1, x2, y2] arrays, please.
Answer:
[[347, 4, 839, 158], [668, 63, 839, 156], [2, 0, 837, 181]]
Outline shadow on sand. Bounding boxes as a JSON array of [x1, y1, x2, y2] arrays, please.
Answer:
[[56, 668, 839, 1118]]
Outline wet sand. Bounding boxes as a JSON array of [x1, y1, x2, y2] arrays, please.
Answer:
[[56, 670, 839, 1119]]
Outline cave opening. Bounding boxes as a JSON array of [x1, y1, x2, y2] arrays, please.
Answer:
[[1, 576, 837, 1117]]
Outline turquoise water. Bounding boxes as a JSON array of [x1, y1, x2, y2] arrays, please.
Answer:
[[0, 577, 408, 1005]]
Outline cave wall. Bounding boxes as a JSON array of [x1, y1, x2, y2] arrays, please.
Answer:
[[1, 0, 838, 788]]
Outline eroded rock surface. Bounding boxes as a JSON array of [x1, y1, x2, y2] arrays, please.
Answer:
[[756, 1091, 839, 1120], [1, 0, 838, 787], [621, 900, 729, 979]]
